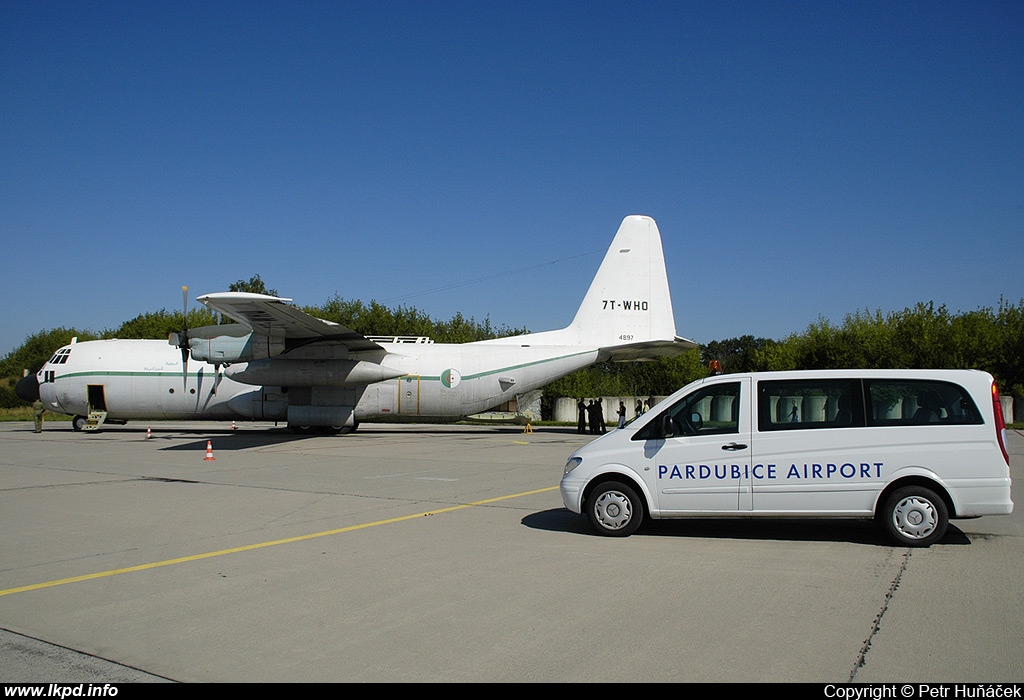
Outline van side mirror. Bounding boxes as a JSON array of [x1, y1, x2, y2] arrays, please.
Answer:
[[658, 412, 702, 437], [660, 414, 675, 438]]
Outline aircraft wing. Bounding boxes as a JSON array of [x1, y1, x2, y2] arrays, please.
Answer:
[[196, 292, 383, 351]]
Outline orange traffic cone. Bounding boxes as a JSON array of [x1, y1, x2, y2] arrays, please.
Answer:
[[204, 440, 215, 461], [146, 426, 152, 439]]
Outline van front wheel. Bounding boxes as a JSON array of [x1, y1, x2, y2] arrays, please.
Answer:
[[587, 481, 643, 537], [882, 486, 948, 547]]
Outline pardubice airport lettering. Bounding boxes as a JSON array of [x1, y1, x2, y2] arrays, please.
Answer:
[[658, 462, 885, 480]]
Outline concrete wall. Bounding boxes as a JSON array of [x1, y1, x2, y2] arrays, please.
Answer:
[[553, 396, 667, 424], [555, 395, 1024, 425], [1002, 396, 1022, 425]]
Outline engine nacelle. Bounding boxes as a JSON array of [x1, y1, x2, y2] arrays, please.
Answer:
[[224, 358, 406, 387], [189, 333, 285, 363]]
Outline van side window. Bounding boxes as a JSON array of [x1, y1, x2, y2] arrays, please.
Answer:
[[635, 382, 740, 440], [758, 379, 863, 431], [864, 379, 982, 426]]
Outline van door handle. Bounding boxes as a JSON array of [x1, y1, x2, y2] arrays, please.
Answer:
[[721, 442, 747, 451]]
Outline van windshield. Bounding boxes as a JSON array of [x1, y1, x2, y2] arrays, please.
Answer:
[[635, 382, 740, 439]]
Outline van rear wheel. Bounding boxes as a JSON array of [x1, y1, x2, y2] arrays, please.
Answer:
[[587, 481, 643, 537], [882, 486, 948, 547]]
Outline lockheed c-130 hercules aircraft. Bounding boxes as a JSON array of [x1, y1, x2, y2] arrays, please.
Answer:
[[17, 215, 696, 434]]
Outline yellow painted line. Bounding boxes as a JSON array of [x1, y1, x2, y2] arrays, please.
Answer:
[[0, 485, 559, 598]]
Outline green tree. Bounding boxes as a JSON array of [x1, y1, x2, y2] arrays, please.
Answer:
[[105, 308, 218, 340], [757, 299, 1024, 396], [306, 295, 523, 343], [0, 327, 98, 377], [994, 298, 1024, 394], [702, 335, 777, 373], [229, 274, 277, 297]]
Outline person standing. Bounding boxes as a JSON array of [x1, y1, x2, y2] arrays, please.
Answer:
[[596, 398, 607, 433], [577, 398, 587, 434], [617, 400, 627, 428], [32, 398, 45, 433]]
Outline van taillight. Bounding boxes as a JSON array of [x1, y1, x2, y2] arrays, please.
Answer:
[[992, 382, 1010, 466]]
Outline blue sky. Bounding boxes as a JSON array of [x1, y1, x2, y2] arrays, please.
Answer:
[[2, 1, 1022, 358]]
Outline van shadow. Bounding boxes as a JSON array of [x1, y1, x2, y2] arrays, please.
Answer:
[[522, 509, 971, 546]]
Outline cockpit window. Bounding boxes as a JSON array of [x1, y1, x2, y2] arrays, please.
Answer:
[[49, 348, 71, 364]]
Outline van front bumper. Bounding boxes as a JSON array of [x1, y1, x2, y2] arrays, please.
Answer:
[[560, 474, 584, 514]]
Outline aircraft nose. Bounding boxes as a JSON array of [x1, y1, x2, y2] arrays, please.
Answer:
[[15, 373, 40, 402]]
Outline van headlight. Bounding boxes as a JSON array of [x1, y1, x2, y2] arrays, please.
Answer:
[[564, 457, 583, 476]]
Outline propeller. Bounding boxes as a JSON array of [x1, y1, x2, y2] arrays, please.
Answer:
[[176, 285, 190, 388], [169, 285, 228, 394]]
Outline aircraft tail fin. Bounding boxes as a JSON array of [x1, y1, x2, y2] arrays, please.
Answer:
[[523, 215, 696, 358]]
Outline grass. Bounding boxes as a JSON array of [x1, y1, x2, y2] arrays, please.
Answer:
[[0, 407, 70, 422]]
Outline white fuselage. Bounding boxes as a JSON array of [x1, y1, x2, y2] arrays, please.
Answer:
[[36, 337, 600, 424]]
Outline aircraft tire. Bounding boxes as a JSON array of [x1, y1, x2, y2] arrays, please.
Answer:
[[72, 415, 87, 432]]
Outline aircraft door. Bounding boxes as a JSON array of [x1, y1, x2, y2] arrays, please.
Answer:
[[398, 376, 420, 415], [87, 384, 107, 411]]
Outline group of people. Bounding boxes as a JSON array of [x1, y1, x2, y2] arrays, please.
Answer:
[[576, 398, 607, 434], [577, 397, 652, 434]]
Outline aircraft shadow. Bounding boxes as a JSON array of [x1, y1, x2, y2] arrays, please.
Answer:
[[131, 427, 310, 451], [522, 509, 971, 546], [137, 423, 542, 451]]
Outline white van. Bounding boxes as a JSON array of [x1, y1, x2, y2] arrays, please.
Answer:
[[560, 369, 1013, 546]]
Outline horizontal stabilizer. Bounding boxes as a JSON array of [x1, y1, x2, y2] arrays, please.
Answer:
[[600, 336, 698, 362]]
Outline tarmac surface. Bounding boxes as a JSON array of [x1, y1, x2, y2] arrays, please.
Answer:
[[0, 420, 1021, 683]]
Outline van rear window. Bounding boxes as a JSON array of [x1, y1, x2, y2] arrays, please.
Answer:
[[758, 379, 862, 431], [758, 378, 983, 431], [864, 379, 983, 426]]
